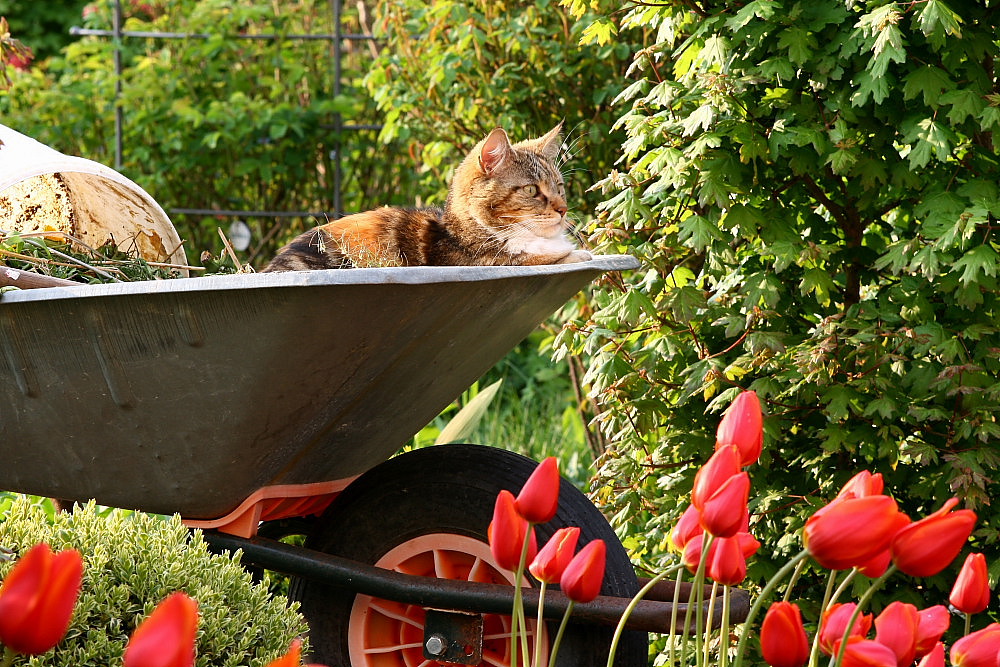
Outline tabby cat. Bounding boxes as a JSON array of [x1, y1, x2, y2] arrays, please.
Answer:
[[261, 124, 592, 271]]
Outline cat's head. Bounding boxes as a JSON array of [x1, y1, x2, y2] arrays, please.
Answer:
[[448, 124, 570, 241]]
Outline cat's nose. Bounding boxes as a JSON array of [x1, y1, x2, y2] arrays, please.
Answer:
[[555, 204, 568, 217]]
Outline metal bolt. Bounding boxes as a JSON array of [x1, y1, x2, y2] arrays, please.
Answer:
[[425, 634, 447, 657]]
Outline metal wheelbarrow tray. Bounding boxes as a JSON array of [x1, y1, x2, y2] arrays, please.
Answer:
[[0, 256, 632, 521]]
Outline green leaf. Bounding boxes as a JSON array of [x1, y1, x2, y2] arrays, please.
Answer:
[[902, 66, 955, 107], [951, 245, 999, 286], [916, 0, 963, 41], [580, 17, 617, 46], [940, 88, 985, 125], [435, 380, 503, 444], [678, 214, 725, 252], [682, 104, 715, 136], [778, 27, 817, 66]]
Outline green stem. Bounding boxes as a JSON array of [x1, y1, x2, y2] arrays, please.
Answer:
[[720, 586, 732, 667], [605, 565, 682, 667], [808, 569, 839, 667], [831, 565, 897, 667], [533, 582, 547, 667], [782, 556, 809, 602], [692, 534, 714, 667], [828, 568, 858, 608], [732, 549, 811, 667], [548, 600, 575, 667], [668, 564, 686, 666], [965, 612, 972, 637], [704, 581, 720, 667], [510, 528, 533, 667]]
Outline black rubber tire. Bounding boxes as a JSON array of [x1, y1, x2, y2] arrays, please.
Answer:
[[289, 444, 648, 667]]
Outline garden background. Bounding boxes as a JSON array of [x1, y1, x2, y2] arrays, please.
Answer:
[[2, 0, 1000, 658]]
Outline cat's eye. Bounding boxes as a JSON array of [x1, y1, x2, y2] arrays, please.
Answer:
[[522, 184, 539, 197]]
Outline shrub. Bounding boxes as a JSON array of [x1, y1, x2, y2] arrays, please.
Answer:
[[0, 496, 307, 666], [555, 0, 1000, 606]]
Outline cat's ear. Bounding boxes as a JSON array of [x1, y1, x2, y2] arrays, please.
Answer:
[[479, 128, 512, 175], [536, 122, 564, 161]]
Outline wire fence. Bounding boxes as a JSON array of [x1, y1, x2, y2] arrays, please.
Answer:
[[68, 0, 381, 223]]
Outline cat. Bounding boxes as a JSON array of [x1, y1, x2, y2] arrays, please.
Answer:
[[261, 124, 592, 272]]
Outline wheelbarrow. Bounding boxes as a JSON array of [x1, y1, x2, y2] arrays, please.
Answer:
[[1, 249, 749, 665]]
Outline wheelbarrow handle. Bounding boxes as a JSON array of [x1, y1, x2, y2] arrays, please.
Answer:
[[203, 531, 749, 634]]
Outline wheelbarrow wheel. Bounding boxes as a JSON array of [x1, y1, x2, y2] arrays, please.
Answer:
[[289, 443, 648, 667]]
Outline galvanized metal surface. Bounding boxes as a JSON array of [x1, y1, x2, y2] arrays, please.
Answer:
[[0, 256, 637, 519]]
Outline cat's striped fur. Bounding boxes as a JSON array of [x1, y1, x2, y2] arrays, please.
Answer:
[[261, 125, 591, 271]]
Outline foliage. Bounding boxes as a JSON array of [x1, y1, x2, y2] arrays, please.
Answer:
[[364, 0, 635, 214], [0, 0, 420, 267], [554, 0, 1000, 608], [0, 496, 307, 666]]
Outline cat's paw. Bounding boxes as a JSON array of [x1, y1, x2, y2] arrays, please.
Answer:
[[558, 249, 593, 264]]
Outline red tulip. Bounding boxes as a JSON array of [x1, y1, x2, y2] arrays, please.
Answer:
[[913, 606, 950, 659], [891, 498, 976, 577], [715, 390, 763, 466], [683, 532, 760, 574], [950, 552, 990, 615], [516, 457, 560, 524], [818, 603, 873, 656], [706, 535, 749, 585], [916, 642, 944, 667], [0, 543, 84, 655], [699, 472, 751, 538], [264, 638, 327, 667], [489, 490, 529, 571], [873, 601, 918, 667], [836, 471, 884, 501], [760, 601, 809, 667], [529, 527, 580, 584], [839, 637, 898, 667], [692, 445, 741, 510], [950, 622, 1000, 667], [804, 495, 909, 571], [560, 539, 605, 603], [123, 592, 199, 667], [671, 504, 703, 552]]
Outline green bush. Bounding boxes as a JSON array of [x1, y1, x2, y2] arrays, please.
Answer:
[[555, 0, 1000, 607], [0, 496, 307, 666]]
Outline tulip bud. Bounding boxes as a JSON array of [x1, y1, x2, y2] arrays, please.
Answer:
[[699, 472, 751, 538], [516, 457, 560, 524], [760, 602, 809, 667], [706, 535, 749, 585], [560, 539, 606, 604], [836, 471, 884, 500], [715, 390, 763, 466], [123, 592, 199, 667], [692, 445, 741, 510], [891, 498, 976, 577], [489, 490, 529, 572], [0, 543, 84, 656], [529, 527, 580, 584], [949, 552, 990, 615], [671, 504, 703, 552]]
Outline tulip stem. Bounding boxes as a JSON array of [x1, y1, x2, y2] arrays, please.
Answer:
[[548, 600, 575, 667], [830, 565, 896, 667], [828, 568, 857, 608], [668, 565, 685, 666], [605, 564, 681, 667], [732, 549, 811, 667], [720, 586, 731, 667], [533, 581, 547, 667], [510, 529, 533, 667], [807, 569, 839, 667], [703, 581, 719, 667], [692, 534, 714, 667], [782, 556, 808, 602], [964, 612, 971, 637]]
